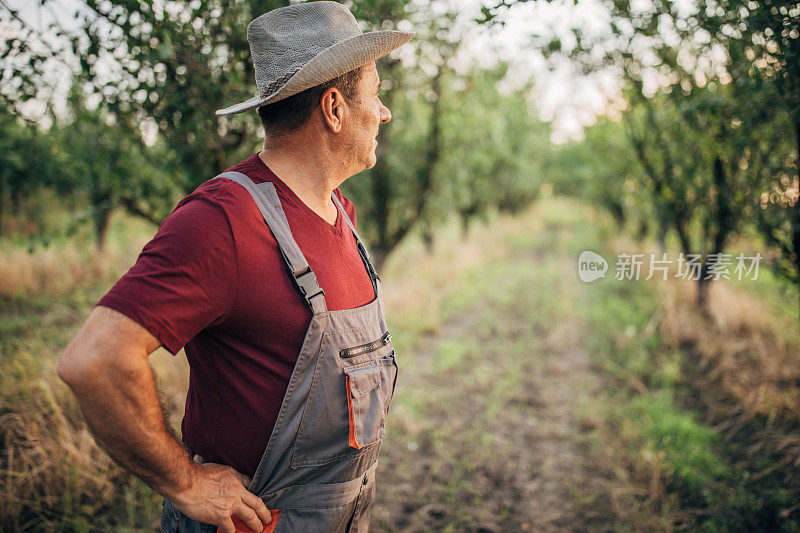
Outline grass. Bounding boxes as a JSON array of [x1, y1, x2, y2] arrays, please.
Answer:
[[0, 209, 173, 531], [575, 220, 800, 530], [0, 211, 154, 300]]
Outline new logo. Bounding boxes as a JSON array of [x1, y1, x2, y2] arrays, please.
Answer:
[[578, 251, 608, 282]]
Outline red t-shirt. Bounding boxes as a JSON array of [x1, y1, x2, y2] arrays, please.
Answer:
[[97, 153, 375, 477]]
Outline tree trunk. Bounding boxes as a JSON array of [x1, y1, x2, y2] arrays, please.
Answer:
[[460, 213, 470, 239], [657, 225, 667, 254], [416, 66, 442, 221], [675, 221, 692, 262], [371, 246, 388, 276], [0, 178, 4, 236], [794, 119, 800, 322], [696, 277, 710, 312], [94, 207, 112, 252], [421, 227, 434, 254], [11, 185, 23, 218], [636, 217, 649, 241]]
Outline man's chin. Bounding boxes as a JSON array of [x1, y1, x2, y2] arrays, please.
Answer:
[[348, 152, 378, 176]]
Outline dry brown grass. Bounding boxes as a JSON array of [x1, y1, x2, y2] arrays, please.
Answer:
[[651, 265, 800, 513], [0, 245, 110, 298], [0, 213, 153, 299], [664, 281, 800, 529], [607, 233, 800, 426], [659, 277, 800, 424], [599, 233, 800, 527], [0, 349, 188, 530], [0, 212, 178, 529], [1, 361, 120, 528]]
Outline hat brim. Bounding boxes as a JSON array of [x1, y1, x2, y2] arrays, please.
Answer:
[[215, 29, 413, 116]]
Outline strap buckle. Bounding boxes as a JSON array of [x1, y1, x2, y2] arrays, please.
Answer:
[[294, 267, 325, 300]]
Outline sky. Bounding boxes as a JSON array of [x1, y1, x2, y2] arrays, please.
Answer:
[[436, 0, 622, 141], [2, 0, 621, 142]]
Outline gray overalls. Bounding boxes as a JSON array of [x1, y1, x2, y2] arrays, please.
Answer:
[[161, 172, 397, 532]]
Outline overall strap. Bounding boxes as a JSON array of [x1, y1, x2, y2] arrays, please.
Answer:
[[331, 193, 380, 284], [217, 171, 327, 315]]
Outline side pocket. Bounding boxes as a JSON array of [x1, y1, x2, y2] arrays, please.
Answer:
[[161, 499, 179, 533], [344, 363, 387, 449]]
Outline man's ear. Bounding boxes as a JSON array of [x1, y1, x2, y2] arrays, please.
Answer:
[[320, 87, 344, 133]]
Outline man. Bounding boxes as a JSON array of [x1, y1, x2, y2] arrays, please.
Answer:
[[57, 3, 413, 532]]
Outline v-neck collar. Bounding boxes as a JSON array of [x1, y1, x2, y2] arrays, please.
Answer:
[[251, 153, 343, 235]]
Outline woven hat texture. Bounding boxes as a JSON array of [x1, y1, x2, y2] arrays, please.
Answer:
[[216, 1, 413, 116]]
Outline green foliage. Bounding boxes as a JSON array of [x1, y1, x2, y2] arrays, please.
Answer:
[[621, 87, 752, 284], [0, 110, 69, 236], [342, 10, 547, 260], [57, 85, 176, 247], [68, 0, 291, 217], [439, 64, 545, 223], [1, 0, 417, 225], [579, 254, 784, 530], [2, 1, 545, 262], [528, 0, 799, 307], [546, 118, 639, 227], [0, 82, 175, 247]]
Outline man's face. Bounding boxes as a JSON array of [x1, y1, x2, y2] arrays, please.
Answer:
[[342, 62, 391, 172]]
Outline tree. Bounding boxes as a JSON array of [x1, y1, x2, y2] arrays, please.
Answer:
[[57, 83, 173, 249], [545, 0, 754, 309], [0, 109, 43, 235], [624, 88, 750, 308], [342, 9, 458, 265], [2, 1, 414, 222], [546, 118, 642, 234], [0, 108, 73, 238], [438, 63, 545, 235], [479, 0, 799, 312], [3, 0, 549, 269], [342, 9, 548, 263], [703, 0, 799, 299]]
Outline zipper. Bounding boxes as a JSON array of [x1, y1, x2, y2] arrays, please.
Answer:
[[340, 331, 391, 359]]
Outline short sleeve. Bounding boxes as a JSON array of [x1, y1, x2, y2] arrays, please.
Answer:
[[97, 196, 238, 354]]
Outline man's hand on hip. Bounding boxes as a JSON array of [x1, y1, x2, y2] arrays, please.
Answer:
[[171, 461, 272, 533], [57, 306, 271, 533]]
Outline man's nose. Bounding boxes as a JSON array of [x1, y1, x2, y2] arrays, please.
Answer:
[[379, 102, 391, 124]]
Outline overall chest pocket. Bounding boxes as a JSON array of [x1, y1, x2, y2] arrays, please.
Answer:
[[344, 357, 395, 449], [291, 338, 397, 469]]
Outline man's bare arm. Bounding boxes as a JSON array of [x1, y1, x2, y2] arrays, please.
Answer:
[[58, 306, 271, 533]]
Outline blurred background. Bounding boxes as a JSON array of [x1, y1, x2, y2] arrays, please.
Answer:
[[1, 0, 798, 530]]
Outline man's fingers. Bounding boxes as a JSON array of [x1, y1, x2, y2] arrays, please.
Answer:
[[241, 491, 272, 525], [234, 501, 264, 533], [218, 516, 237, 533]]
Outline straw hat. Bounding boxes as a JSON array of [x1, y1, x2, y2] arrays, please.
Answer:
[[215, 1, 413, 116]]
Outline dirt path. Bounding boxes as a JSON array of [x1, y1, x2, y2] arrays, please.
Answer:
[[372, 232, 617, 532]]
